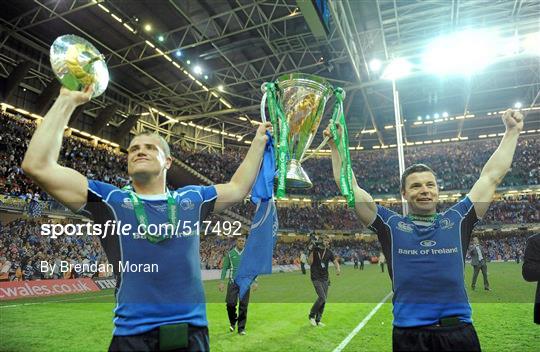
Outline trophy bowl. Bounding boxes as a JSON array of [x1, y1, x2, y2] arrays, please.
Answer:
[[50, 34, 109, 98]]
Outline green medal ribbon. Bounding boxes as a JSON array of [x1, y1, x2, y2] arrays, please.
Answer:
[[128, 190, 177, 244], [329, 88, 355, 208], [408, 213, 439, 223], [264, 82, 289, 198]]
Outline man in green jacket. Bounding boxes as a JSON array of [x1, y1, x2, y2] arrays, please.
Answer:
[[218, 236, 257, 335]]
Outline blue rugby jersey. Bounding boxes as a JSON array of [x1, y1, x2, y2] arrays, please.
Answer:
[[80, 180, 217, 336], [368, 196, 479, 327]]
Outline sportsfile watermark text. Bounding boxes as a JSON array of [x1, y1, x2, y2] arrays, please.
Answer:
[[41, 220, 242, 239]]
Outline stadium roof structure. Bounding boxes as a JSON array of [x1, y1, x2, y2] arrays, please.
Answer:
[[1, 0, 539, 151]]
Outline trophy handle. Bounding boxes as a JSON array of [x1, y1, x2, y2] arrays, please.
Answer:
[[260, 91, 268, 123], [300, 136, 330, 163], [300, 88, 344, 163]]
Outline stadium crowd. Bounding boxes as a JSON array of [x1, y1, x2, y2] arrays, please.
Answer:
[[180, 135, 539, 197], [0, 216, 533, 281], [0, 112, 128, 200], [0, 112, 538, 282]]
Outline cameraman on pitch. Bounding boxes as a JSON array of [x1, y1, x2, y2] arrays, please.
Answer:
[[307, 235, 340, 327]]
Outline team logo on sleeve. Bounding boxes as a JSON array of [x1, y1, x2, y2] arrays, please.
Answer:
[[397, 221, 414, 233], [440, 218, 455, 230], [180, 198, 194, 210], [121, 198, 133, 210]]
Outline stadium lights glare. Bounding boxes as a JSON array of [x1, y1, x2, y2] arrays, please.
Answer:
[[422, 29, 498, 75], [515, 102, 523, 109], [381, 58, 412, 80], [144, 24, 152, 32], [218, 85, 224, 92], [193, 66, 203, 75], [186, 60, 191, 65], [158, 35, 164, 42], [434, 113, 440, 119], [426, 115, 430, 119], [523, 32, 540, 55], [203, 75, 208, 80], [442, 112, 449, 118], [175, 50, 182, 57], [417, 116, 422, 121], [503, 36, 521, 56], [369, 59, 382, 72]]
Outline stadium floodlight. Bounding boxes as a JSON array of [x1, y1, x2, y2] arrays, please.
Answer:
[[186, 60, 191, 65], [193, 65, 203, 75], [218, 85, 224, 92], [426, 115, 430, 119], [381, 58, 412, 80], [523, 32, 540, 55], [502, 35, 521, 56], [369, 59, 382, 72], [417, 116, 422, 121], [442, 112, 449, 118], [204, 75, 208, 80], [175, 50, 182, 57], [144, 24, 152, 32], [514, 102, 522, 109], [422, 29, 499, 75], [434, 113, 440, 119], [158, 35, 164, 42]]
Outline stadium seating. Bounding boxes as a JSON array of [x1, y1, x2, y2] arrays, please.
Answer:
[[0, 112, 537, 282]]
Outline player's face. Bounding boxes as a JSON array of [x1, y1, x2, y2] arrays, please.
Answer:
[[236, 238, 246, 250], [402, 171, 439, 215], [127, 135, 171, 178]]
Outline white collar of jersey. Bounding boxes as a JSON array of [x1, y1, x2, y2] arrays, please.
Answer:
[[411, 219, 434, 227], [130, 190, 172, 201], [234, 247, 244, 255]]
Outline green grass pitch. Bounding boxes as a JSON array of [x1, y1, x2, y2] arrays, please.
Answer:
[[1, 263, 538, 351]]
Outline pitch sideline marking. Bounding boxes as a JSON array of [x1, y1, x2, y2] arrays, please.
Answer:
[[332, 291, 393, 352], [0, 292, 114, 308]]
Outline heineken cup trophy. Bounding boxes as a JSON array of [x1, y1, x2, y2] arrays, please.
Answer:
[[260, 73, 355, 207], [50, 34, 109, 97]]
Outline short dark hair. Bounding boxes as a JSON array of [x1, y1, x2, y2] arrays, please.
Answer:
[[131, 132, 171, 157], [400, 164, 437, 192]]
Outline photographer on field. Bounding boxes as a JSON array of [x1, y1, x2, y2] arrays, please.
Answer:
[[307, 234, 340, 327]]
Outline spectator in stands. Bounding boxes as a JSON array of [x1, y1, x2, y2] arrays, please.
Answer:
[[0, 256, 10, 281]]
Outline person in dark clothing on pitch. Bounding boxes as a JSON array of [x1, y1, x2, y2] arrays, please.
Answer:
[[522, 233, 540, 324], [307, 236, 340, 327], [469, 237, 491, 291]]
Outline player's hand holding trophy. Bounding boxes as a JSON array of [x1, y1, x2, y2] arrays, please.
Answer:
[[50, 34, 109, 98]]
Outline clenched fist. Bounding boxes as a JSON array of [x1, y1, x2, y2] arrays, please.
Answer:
[[502, 109, 524, 133]]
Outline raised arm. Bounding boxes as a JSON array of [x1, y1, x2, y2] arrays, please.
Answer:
[[323, 124, 377, 227], [21, 87, 92, 212], [213, 122, 271, 212], [468, 109, 524, 218]]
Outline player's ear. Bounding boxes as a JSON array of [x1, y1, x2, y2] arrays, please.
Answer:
[[165, 156, 173, 170]]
